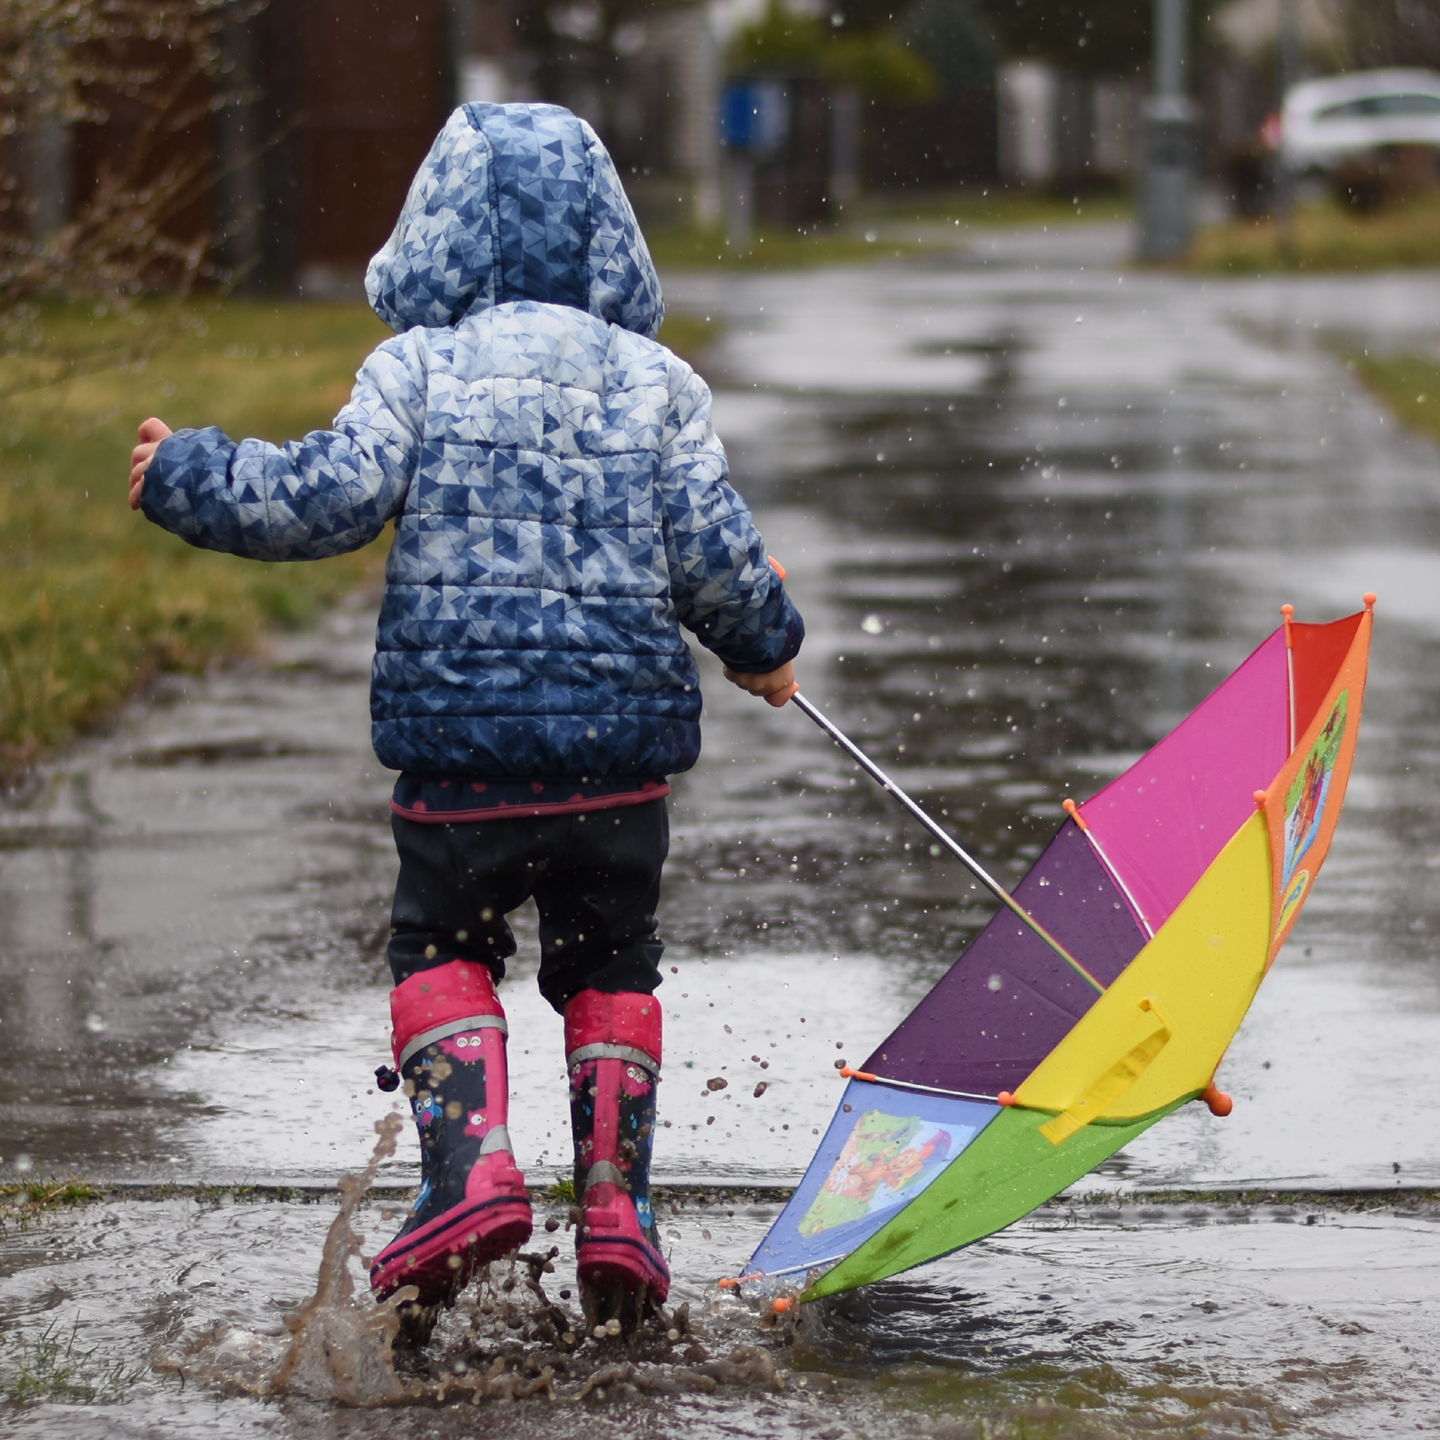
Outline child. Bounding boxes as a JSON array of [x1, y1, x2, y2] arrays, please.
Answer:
[[127, 103, 803, 1317]]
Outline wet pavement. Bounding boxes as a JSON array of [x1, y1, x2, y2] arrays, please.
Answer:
[[4, 226, 1440, 1432]]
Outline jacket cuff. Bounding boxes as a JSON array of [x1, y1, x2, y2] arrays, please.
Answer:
[[709, 588, 805, 673]]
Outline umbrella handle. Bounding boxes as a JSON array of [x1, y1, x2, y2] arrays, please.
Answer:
[[789, 690, 1105, 994]]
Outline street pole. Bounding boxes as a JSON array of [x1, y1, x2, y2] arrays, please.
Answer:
[[1275, 0, 1299, 258], [1137, 0, 1198, 260]]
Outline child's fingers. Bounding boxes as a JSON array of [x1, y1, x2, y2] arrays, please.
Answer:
[[137, 416, 173, 444], [763, 680, 798, 708]]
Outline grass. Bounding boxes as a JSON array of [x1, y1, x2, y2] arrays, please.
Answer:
[[1344, 351, 1440, 447], [1192, 190, 1440, 273], [0, 1180, 102, 1212], [0, 301, 396, 781], [1, 1320, 145, 1407], [646, 189, 1131, 273], [648, 225, 926, 270], [861, 186, 1131, 228]]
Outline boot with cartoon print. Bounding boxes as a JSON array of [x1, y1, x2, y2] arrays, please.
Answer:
[[370, 959, 532, 1310], [564, 989, 669, 1316]]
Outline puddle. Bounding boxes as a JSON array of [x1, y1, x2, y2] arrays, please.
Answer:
[[4, 250, 1440, 1432], [2, 1185, 1438, 1435]]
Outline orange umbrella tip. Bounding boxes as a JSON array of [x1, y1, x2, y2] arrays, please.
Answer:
[[772, 1297, 795, 1314], [997, 1091, 1016, 1107], [1280, 603, 1294, 620], [717, 1277, 741, 1290], [1253, 790, 1268, 809], [1364, 592, 1377, 610], [1201, 1083, 1234, 1117]]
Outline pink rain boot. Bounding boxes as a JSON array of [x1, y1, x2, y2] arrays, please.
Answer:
[[371, 960, 532, 1307], [564, 990, 670, 1309]]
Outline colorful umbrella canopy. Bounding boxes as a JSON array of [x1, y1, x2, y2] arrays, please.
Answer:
[[740, 599, 1374, 1301]]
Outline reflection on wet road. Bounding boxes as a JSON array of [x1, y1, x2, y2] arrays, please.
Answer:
[[4, 233, 1440, 1433]]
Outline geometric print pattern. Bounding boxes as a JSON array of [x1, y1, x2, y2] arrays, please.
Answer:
[[366, 102, 666, 340], [143, 103, 803, 780]]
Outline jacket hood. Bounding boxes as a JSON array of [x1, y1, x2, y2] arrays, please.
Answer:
[[366, 103, 663, 339]]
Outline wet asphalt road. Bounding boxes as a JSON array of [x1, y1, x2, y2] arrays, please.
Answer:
[[3, 225, 1440, 1434]]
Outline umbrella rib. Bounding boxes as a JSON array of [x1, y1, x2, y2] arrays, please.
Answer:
[[791, 692, 1106, 994], [839, 1066, 999, 1103]]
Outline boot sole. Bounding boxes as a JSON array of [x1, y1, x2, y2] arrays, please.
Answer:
[[577, 1234, 670, 1306], [372, 1196, 532, 1306]]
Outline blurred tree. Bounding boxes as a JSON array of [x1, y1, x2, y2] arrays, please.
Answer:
[[730, 0, 938, 99], [974, 0, 1153, 77], [1335, 0, 1440, 69], [0, 0, 263, 389], [515, 0, 699, 53], [896, 0, 1001, 94]]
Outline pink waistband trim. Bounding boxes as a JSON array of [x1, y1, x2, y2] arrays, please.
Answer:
[[392, 783, 670, 825]]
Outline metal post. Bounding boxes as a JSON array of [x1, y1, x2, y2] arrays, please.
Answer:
[[1136, 0, 1198, 260], [1275, 0, 1299, 257]]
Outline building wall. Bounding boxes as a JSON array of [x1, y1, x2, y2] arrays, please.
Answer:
[[248, 0, 451, 292]]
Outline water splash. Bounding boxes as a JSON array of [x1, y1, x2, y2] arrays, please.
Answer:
[[157, 1113, 423, 1404], [156, 1115, 794, 1408], [269, 1112, 421, 1404]]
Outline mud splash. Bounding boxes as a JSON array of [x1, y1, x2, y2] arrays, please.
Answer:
[[156, 1113, 421, 1403], [157, 1117, 792, 1408]]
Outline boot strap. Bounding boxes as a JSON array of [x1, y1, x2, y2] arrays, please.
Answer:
[[478, 1123, 513, 1156], [398, 1012, 508, 1071], [584, 1159, 628, 1190], [566, 1042, 659, 1077]]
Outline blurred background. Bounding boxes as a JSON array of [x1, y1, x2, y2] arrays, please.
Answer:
[[5, 0, 1440, 300]]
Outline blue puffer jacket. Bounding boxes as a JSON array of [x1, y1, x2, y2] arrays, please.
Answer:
[[142, 103, 803, 779]]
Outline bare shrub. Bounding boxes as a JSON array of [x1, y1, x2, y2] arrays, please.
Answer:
[[0, 0, 264, 393]]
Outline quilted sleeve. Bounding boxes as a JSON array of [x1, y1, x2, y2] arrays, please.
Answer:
[[659, 366, 804, 673], [140, 334, 425, 561]]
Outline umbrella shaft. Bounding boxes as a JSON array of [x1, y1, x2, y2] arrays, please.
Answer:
[[791, 692, 1103, 993]]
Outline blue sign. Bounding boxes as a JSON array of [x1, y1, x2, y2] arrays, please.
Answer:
[[721, 80, 789, 156]]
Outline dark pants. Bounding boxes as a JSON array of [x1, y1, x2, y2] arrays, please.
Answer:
[[387, 800, 668, 1013]]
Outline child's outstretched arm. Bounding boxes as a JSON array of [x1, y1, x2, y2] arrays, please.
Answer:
[[126, 336, 425, 561], [659, 367, 804, 701]]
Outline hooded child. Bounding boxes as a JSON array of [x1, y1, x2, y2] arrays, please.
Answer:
[[126, 103, 804, 1316]]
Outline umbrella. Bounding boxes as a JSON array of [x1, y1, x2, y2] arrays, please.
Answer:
[[736, 597, 1375, 1301]]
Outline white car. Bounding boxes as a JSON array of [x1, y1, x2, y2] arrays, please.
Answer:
[[1281, 68, 1440, 171]]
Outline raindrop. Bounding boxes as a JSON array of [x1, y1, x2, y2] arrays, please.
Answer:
[[860, 615, 884, 635], [14, 1154, 32, 1174], [84, 1013, 106, 1033], [988, 974, 1003, 991]]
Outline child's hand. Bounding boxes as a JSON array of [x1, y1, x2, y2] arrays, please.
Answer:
[[129, 417, 173, 510], [722, 660, 798, 708]]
